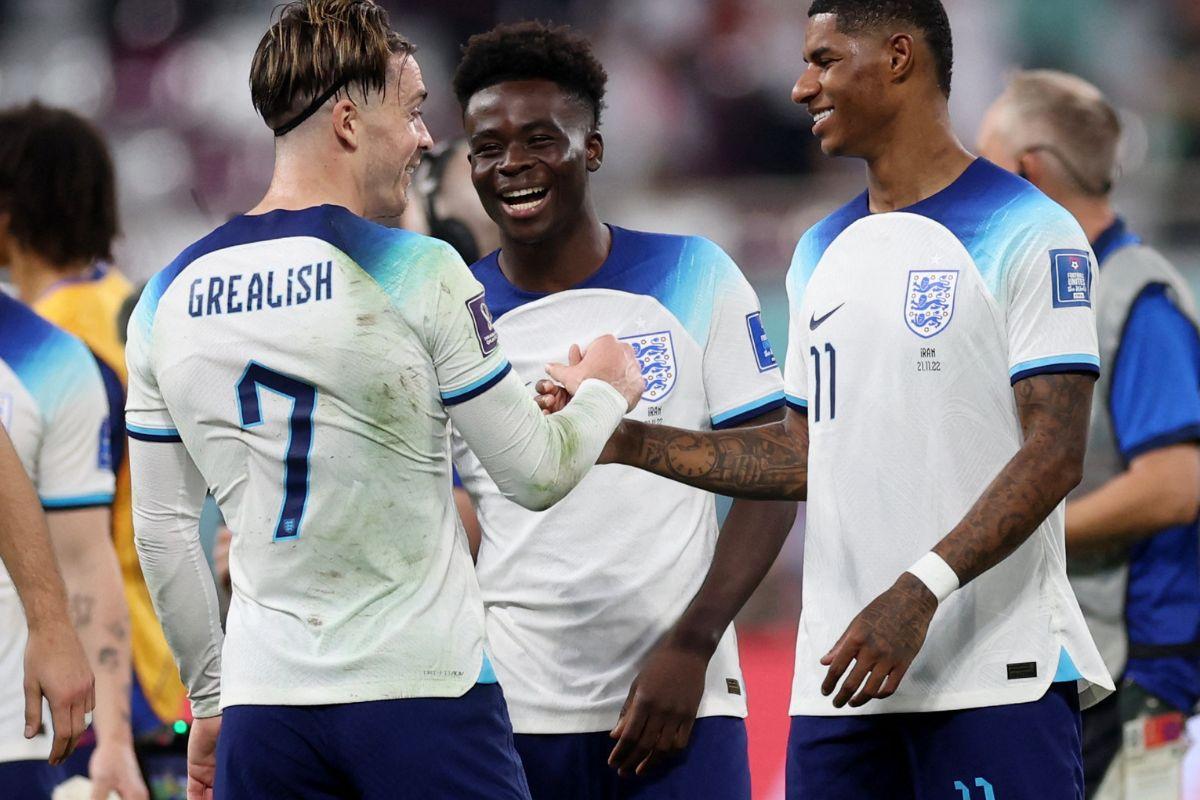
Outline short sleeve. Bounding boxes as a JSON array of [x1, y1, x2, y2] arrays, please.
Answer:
[[1109, 286, 1200, 460], [125, 297, 182, 444], [699, 242, 785, 428], [38, 345, 115, 509], [1005, 213, 1101, 384], [783, 239, 812, 413], [421, 243, 512, 406]]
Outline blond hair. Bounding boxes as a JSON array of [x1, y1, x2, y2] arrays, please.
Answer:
[[999, 70, 1121, 196], [249, 0, 413, 131]]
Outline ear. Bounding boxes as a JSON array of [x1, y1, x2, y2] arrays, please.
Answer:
[[1016, 150, 1046, 187], [330, 96, 360, 150], [886, 32, 916, 83], [586, 130, 604, 173]]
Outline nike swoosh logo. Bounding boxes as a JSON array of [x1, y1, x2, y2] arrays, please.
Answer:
[[809, 303, 845, 330]]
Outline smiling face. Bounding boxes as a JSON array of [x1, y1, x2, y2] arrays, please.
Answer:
[[463, 79, 602, 245], [360, 54, 433, 224], [791, 13, 902, 159]]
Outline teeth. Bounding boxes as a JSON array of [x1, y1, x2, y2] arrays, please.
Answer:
[[508, 198, 544, 211], [813, 109, 833, 123], [502, 187, 545, 200]]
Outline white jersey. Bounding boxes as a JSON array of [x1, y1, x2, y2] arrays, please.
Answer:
[[454, 227, 784, 733], [126, 205, 627, 716], [0, 292, 114, 761], [784, 160, 1113, 716]]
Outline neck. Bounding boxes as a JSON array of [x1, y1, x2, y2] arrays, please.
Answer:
[[249, 139, 366, 217], [8, 247, 91, 305], [1056, 194, 1117, 245], [498, 202, 610, 293], [863, 100, 974, 213]]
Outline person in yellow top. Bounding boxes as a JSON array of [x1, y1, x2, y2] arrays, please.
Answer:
[[0, 103, 188, 739]]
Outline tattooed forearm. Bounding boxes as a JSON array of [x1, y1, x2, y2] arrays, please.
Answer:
[[933, 373, 1094, 585], [69, 593, 95, 628], [609, 408, 809, 500]]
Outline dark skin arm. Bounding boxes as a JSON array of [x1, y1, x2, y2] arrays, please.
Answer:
[[599, 406, 810, 500], [583, 373, 1094, 708], [607, 410, 797, 777]]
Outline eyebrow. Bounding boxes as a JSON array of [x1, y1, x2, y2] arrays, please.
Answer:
[[805, 46, 832, 64]]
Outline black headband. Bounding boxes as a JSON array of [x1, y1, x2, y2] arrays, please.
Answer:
[[272, 77, 350, 137]]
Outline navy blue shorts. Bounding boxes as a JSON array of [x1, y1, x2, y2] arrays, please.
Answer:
[[787, 683, 1084, 800], [0, 759, 66, 799], [514, 715, 750, 800], [215, 683, 530, 799]]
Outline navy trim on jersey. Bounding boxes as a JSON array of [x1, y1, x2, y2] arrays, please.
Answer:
[[138, 205, 435, 330], [785, 395, 809, 414], [441, 361, 512, 406], [712, 393, 786, 429], [42, 493, 115, 510], [472, 226, 694, 321], [127, 424, 183, 443], [1009, 362, 1100, 385], [94, 355, 126, 470]]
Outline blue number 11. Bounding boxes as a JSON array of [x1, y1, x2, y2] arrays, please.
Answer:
[[236, 361, 317, 541]]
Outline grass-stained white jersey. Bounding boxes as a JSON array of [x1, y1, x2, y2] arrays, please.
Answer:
[[0, 292, 114, 760], [784, 160, 1113, 716], [126, 205, 628, 715], [453, 227, 784, 733]]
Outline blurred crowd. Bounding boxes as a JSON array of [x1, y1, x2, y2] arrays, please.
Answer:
[[0, 0, 1199, 288]]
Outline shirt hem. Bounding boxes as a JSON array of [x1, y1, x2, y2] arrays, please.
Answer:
[[508, 697, 748, 735], [218, 674, 479, 710], [789, 677, 1076, 717]]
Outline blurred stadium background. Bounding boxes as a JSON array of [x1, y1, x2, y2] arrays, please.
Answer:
[[3, 0, 1199, 797]]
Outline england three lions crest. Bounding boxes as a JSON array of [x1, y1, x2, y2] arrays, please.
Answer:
[[619, 330, 676, 402], [905, 270, 959, 338]]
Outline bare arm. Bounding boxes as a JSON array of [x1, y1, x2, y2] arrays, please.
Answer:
[[821, 373, 1095, 708], [602, 406, 810, 501], [49, 508, 147, 798], [1066, 444, 1200, 556], [608, 410, 798, 775], [0, 426, 93, 765]]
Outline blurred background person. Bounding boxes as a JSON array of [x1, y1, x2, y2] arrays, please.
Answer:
[[979, 70, 1200, 800], [0, 102, 180, 797]]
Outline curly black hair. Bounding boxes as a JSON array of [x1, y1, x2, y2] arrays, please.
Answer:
[[808, 0, 953, 97], [0, 102, 118, 266], [453, 21, 607, 127]]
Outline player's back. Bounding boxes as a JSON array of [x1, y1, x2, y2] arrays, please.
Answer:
[[126, 205, 490, 708]]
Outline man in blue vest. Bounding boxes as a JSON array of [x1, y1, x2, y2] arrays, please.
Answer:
[[980, 69, 1200, 800]]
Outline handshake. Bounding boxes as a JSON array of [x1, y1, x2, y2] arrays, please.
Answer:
[[537, 335, 645, 414]]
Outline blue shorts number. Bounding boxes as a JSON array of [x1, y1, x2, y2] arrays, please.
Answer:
[[236, 361, 317, 540]]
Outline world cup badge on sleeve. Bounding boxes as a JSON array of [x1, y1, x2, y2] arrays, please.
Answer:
[[904, 270, 959, 338], [619, 330, 676, 402], [1050, 249, 1093, 308], [465, 292, 499, 356]]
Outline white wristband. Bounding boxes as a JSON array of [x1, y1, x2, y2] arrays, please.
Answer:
[[906, 552, 960, 603]]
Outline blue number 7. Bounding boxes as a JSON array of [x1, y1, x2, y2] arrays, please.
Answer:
[[236, 361, 317, 541]]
